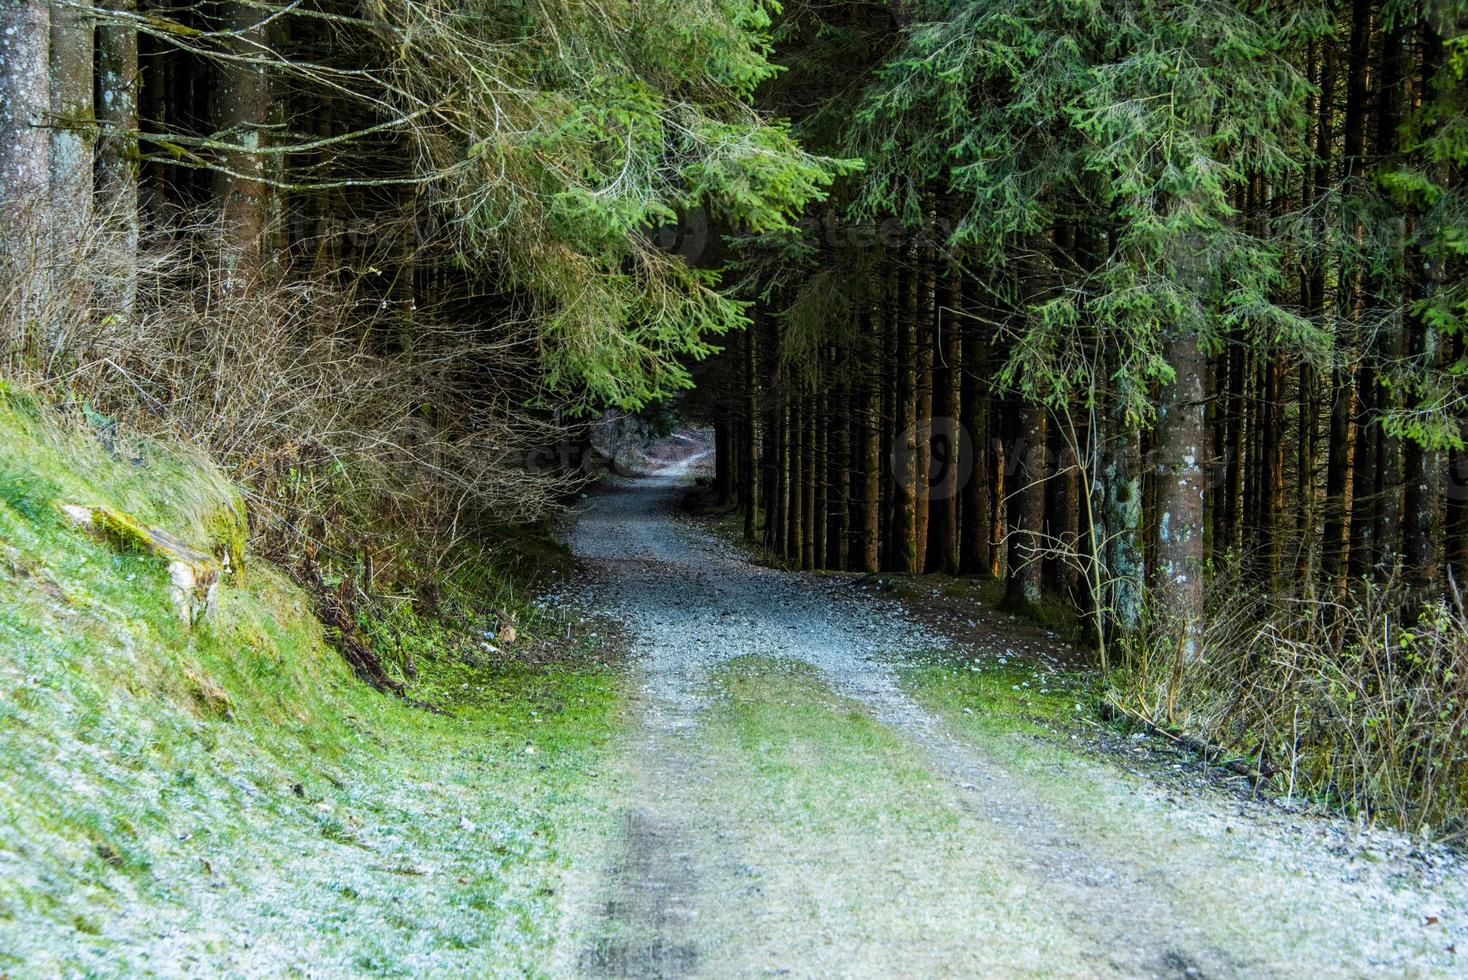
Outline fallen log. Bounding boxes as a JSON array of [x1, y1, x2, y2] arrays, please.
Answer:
[[1100, 699, 1278, 786]]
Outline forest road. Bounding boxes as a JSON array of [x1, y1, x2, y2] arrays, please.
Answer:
[[559, 458, 1468, 979]]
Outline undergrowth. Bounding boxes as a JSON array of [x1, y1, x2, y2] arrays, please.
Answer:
[[1110, 570, 1468, 842]]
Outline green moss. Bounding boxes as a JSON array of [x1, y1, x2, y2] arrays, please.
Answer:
[[202, 495, 248, 578]]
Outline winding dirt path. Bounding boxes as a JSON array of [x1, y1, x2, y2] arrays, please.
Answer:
[[560, 458, 1468, 978]]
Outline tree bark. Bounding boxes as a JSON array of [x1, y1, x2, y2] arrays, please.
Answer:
[[1155, 334, 1208, 657], [788, 395, 804, 562], [913, 229, 935, 572], [858, 301, 883, 572], [890, 246, 919, 573], [806, 387, 820, 570], [1003, 399, 1046, 612], [926, 258, 961, 573], [48, 0, 93, 227], [958, 274, 989, 575], [1103, 366, 1144, 641], [743, 324, 759, 540], [0, 1, 50, 206], [1401, 27, 1445, 588], [828, 370, 849, 570]]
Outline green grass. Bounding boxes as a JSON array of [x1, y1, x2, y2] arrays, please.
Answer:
[[901, 650, 1094, 738], [712, 657, 966, 833], [0, 388, 626, 975], [683, 657, 1094, 975]]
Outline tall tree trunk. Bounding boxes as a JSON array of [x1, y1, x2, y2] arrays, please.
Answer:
[[1263, 356, 1286, 581], [0, 1, 50, 207], [1103, 404, 1144, 641], [926, 257, 960, 573], [1298, 37, 1333, 560], [989, 428, 1006, 578], [1401, 26, 1444, 588], [215, 1, 270, 284], [879, 269, 897, 568], [772, 398, 788, 553], [761, 379, 779, 551], [788, 395, 804, 563], [806, 388, 821, 570], [48, 0, 93, 229], [1156, 334, 1208, 656], [1448, 333, 1468, 585], [1047, 411, 1079, 599], [97, 0, 141, 319], [958, 275, 989, 575], [890, 247, 919, 573], [1322, 370, 1357, 588], [1003, 399, 1046, 612], [913, 230, 935, 572], [1349, 10, 1407, 580], [1329, 0, 1374, 587], [743, 325, 759, 541], [858, 302, 883, 572], [828, 373, 849, 570]]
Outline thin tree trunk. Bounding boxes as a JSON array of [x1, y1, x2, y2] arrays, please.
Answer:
[[879, 270, 897, 569], [1264, 356, 1286, 580], [958, 274, 989, 575], [859, 302, 883, 572], [913, 229, 935, 572], [788, 395, 804, 563], [1448, 335, 1468, 584], [1401, 27, 1444, 588], [807, 387, 821, 571], [1223, 344, 1246, 557], [772, 399, 788, 553], [828, 372, 849, 570], [743, 324, 759, 541], [891, 247, 918, 573]]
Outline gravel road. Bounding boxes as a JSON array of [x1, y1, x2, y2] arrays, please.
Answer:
[[561, 455, 1468, 979]]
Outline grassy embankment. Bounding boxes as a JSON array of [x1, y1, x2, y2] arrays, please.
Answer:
[[0, 386, 625, 975]]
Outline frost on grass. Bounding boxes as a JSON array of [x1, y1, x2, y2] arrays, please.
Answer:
[[0, 398, 626, 975]]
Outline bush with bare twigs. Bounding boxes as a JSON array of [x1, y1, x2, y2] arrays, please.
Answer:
[[1110, 564, 1468, 841], [0, 204, 585, 596]]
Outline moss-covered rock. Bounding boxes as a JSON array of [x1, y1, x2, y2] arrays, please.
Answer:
[[59, 503, 222, 626]]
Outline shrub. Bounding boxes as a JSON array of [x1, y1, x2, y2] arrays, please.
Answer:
[[1112, 569, 1468, 841]]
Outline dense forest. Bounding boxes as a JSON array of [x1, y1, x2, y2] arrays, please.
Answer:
[[703, 0, 1467, 614], [2, 0, 1467, 835]]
